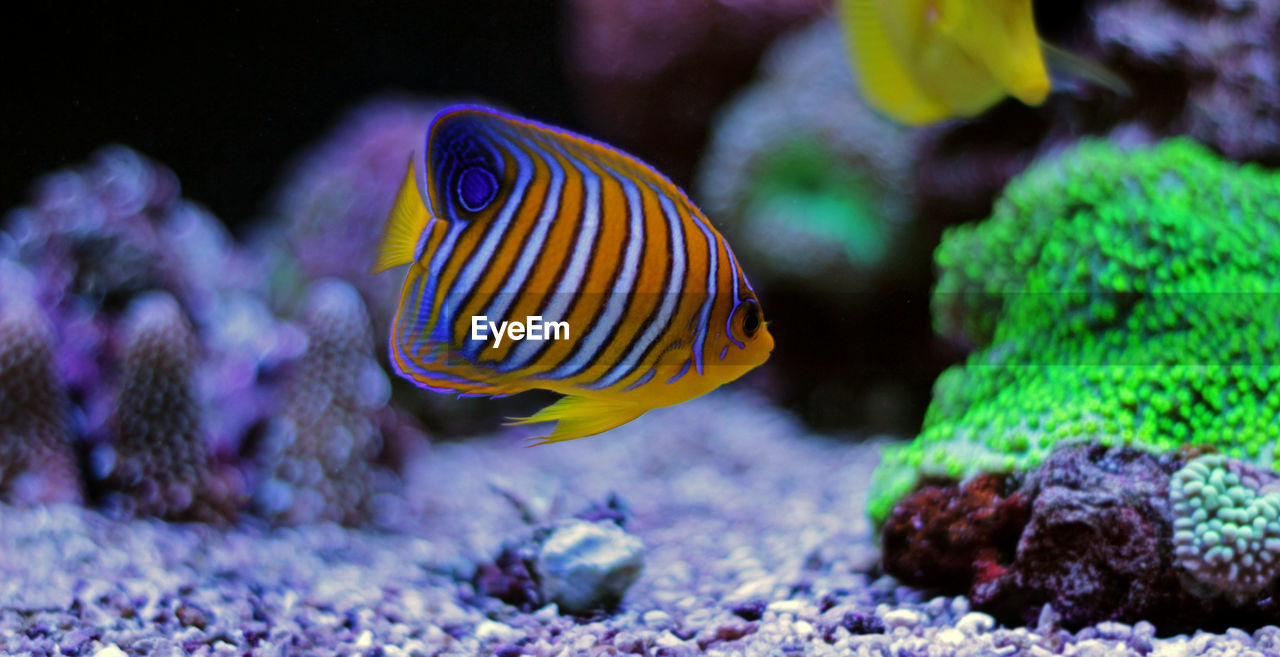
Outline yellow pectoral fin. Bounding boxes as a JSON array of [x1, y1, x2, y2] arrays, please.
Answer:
[[372, 157, 431, 274], [508, 395, 648, 445], [838, 0, 952, 125]]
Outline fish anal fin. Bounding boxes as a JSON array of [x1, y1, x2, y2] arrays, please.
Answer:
[[508, 395, 647, 445], [372, 157, 431, 274]]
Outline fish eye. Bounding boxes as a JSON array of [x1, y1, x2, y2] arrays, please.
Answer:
[[740, 300, 761, 339], [457, 165, 498, 212]]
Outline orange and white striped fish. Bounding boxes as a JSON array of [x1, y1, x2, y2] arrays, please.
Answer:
[[373, 106, 773, 444]]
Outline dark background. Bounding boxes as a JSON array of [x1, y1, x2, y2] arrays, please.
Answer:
[[2, 4, 575, 227]]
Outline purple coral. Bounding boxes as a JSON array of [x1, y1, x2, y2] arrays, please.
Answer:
[[0, 146, 314, 521], [4, 146, 291, 458], [98, 292, 236, 521], [273, 96, 452, 332], [0, 262, 82, 505], [253, 278, 391, 526]]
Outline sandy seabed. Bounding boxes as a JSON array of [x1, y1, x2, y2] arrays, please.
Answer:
[[1, 392, 1276, 656]]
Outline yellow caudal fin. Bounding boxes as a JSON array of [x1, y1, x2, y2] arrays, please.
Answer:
[[372, 157, 431, 274], [838, 0, 950, 125], [508, 395, 648, 445]]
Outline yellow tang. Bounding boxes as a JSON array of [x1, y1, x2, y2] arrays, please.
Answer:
[[839, 0, 1051, 125], [374, 106, 774, 444]]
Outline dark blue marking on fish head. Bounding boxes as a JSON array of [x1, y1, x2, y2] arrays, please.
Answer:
[[427, 112, 505, 221], [457, 166, 498, 212]]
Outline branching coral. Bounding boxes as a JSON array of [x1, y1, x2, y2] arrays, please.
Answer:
[[871, 138, 1280, 524], [1171, 453, 1280, 603]]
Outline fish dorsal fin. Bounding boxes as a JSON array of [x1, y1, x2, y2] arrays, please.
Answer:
[[838, 0, 952, 126], [372, 157, 431, 274], [1041, 40, 1131, 97]]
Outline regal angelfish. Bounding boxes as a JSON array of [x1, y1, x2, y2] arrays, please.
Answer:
[[373, 106, 773, 443]]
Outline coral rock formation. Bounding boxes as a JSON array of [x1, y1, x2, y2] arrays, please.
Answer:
[[253, 279, 390, 526], [0, 268, 82, 505], [100, 292, 235, 521], [872, 138, 1280, 523], [885, 445, 1280, 632]]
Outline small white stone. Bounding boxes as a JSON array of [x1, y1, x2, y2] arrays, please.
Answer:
[[881, 608, 923, 631], [1073, 639, 1122, 657], [355, 630, 373, 647], [475, 620, 522, 643], [93, 646, 127, 657], [1096, 621, 1132, 640], [725, 577, 776, 605], [934, 628, 965, 646], [955, 611, 995, 636], [536, 520, 645, 614], [766, 600, 807, 615], [655, 630, 686, 648], [643, 609, 675, 629]]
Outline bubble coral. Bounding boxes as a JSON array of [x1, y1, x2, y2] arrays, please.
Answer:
[[870, 138, 1280, 524], [1171, 453, 1280, 604], [253, 278, 391, 526]]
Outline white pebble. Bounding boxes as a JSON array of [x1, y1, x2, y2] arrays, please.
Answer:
[[766, 600, 807, 615], [1073, 639, 1124, 657], [533, 603, 560, 621], [643, 609, 674, 629], [881, 608, 923, 631], [475, 620, 522, 643], [935, 628, 965, 646], [955, 611, 995, 636], [655, 630, 686, 648], [1151, 642, 1189, 657], [725, 577, 776, 605], [93, 646, 127, 657]]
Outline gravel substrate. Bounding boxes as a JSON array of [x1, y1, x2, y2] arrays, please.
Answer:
[[1, 391, 1278, 656]]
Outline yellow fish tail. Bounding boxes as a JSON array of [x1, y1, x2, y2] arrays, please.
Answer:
[[508, 395, 648, 445], [372, 157, 431, 274], [838, 0, 952, 125]]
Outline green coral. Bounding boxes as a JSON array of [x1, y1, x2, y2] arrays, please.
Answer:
[[870, 138, 1280, 524], [1170, 454, 1280, 603]]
